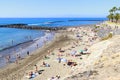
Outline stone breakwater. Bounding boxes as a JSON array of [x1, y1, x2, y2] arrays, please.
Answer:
[[0, 24, 66, 31]]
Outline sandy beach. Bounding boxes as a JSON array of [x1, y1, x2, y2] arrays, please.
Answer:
[[0, 22, 120, 80], [0, 0, 120, 80], [0, 24, 98, 80]]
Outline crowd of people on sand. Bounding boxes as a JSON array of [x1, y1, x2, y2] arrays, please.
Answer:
[[4, 51, 25, 64], [0, 32, 54, 66], [0, 26, 99, 80], [1, 22, 119, 80], [22, 24, 120, 80], [3, 41, 46, 65], [25, 61, 51, 79], [5, 53, 22, 64], [23, 27, 100, 80], [25, 63, 45, 79]]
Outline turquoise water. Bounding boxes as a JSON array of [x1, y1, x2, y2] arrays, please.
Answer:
[[0, 18, 107, 50], [0, 28, 45, 50]]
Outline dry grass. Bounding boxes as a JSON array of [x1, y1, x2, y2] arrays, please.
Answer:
[[94, 25, 100, 29], [101, 33, 113, 41]]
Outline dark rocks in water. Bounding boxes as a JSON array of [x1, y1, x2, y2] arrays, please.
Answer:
[[0, 24, 66, 31]]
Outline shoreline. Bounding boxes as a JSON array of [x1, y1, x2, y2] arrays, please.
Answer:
[[0, 24, 93, 51], [0, 24, 97, 80], [0, 40, 34, 52], [0, 32, 55, 68], [0, 30, 70, 79], [0, 24, 97, 68]]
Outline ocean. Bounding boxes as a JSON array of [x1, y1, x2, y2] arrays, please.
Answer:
[[0, 18, 106, 27], [0, 18, 107, 67], [0, 18, 107, 50]]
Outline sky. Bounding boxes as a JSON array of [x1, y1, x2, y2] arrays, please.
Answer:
[[0, 0, 120, 18]]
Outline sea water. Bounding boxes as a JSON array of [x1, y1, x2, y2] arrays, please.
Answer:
[[0, 28, 45, 50], [0, 18, 107, 67], [0, 18, 107, 50], [0, 18, 107, 26]]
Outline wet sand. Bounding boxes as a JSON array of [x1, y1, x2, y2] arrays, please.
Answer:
[[0, 32, 54, 68], [0, 30, 72, 80]]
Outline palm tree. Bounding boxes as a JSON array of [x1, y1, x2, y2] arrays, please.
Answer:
[[112, 6, 117, 13], [107, 6, 120, 23], [107, 13, 114, 22], [109, 9, 114, 14], [117, 7, 120, 22], [114, 13, 120, 23]]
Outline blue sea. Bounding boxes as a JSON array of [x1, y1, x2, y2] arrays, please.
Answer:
[[0, 18, 107, 67], [0, 18, 106, 27], [0, 18, 107, 50]]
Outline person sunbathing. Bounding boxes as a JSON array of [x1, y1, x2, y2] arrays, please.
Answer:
[[26, 69, 43, 79], [58, 48, 65, 52], [67, 61, 77, 67], [28, 71, 34, 79], [42, 62, 50, 67], [44, 55, 50, 59]]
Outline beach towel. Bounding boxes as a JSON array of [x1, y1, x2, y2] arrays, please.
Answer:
[[79, 50, 83, 52], [71, 51, 77, 55], [61, 58, 67, 62]]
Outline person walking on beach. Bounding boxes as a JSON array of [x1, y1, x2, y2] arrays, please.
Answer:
[[15, 53, 21, 63], [36, 44, 39, 49], [17, 53, 21, 60], [48, 50, 51, 55], [15, 53, 21, 64], [27, 51, 30, 56], [5, 54, 11, 63], [34, 64, 38, 72], [11, 40, 14, 46], [58, 57, 61, 63]]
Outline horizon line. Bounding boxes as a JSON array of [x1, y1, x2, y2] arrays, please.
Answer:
[[0, 17, 107, 18]]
